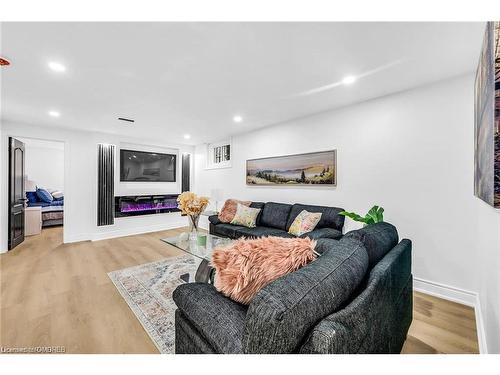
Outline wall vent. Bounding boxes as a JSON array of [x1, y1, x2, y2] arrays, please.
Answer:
[[117, 117, 134, 123]]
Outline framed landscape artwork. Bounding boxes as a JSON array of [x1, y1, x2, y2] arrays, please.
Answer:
[[474, 21, 500, 208], [246, 150, 336, 186]]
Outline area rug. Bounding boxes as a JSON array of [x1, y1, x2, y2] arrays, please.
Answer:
[[108, 255, 197, 354]]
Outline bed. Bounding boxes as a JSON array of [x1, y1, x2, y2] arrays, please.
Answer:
[[27, 200, 64, 227], [25, 181, 64, 227]]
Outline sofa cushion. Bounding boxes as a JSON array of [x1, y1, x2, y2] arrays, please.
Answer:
[[233, 226, 292, 239], [260, 202, 292, 230], [208, 215, 221, 225], [243, 237, 369, 353], [341, 222, 398, 268], [213, 223, 246, 239], [300, 227, 343, 240], [286, 204, 344, 231], [173, 283, 247, 353]]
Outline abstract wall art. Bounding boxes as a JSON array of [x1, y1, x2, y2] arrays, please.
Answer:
[[474, 21, 500, 208]]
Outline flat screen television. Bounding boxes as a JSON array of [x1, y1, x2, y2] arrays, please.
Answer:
[[120, 149, 176, 182]]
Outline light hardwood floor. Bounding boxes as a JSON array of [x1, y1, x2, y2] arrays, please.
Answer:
[[0, 227, 479, 354]]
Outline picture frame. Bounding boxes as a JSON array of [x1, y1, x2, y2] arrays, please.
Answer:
[[246, 150, 337, 186]]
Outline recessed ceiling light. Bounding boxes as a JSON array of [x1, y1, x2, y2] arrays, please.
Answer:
[[183, 134, 191, 139], [48, 61, 66, 72], [48, 110, 60, 118], [233, 115, 243, 123], [342, 75, 356, 85]]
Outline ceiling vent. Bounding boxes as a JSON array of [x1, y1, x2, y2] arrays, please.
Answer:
[[118, 117, 135, 123]]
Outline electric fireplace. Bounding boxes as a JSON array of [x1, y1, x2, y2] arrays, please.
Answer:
[[114, 194, 180, 217]]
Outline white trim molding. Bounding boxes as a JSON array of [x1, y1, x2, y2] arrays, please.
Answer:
[[64, 233, 92, 244], [91, 220, 187, 242], [414, 277, 488, 353]]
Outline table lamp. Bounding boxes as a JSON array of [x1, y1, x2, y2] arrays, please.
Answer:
[[210, 188, 224, 212]]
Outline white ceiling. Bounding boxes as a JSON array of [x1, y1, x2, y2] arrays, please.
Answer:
[[0, 22, 485, 144]]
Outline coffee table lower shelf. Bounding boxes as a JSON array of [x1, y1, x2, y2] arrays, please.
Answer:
[[161, 232, 232, 284]]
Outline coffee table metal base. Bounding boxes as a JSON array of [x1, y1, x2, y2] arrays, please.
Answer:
[[194, 259, 215, 283]]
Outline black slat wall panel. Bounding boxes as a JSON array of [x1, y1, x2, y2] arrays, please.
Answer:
[[97, 143, 115, 226], [181, 153, 190, 192]]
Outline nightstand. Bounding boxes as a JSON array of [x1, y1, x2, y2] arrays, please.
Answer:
[[25, 206, 42, 236]]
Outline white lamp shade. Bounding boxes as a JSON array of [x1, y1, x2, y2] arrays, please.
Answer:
[[211, 189, 224, 201]]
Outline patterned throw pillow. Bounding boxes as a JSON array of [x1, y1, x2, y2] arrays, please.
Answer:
[[288, 210, 322, 236], [230, 203, 261, 228], [218, 199, 252, 223]]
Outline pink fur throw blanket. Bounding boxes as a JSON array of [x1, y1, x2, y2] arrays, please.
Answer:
[[218, 199, 252, 223], [211, 236, 317, 304]]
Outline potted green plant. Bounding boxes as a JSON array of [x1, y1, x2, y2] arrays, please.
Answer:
[[339, 205, 384, 226]]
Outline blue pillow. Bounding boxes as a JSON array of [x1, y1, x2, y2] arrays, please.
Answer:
[[26, 191, 39, 204], [36, 188, 54, 203]]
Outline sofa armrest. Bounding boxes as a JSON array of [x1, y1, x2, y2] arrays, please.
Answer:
[[299, 239, 413, 354], [173, 283, 248, 353], [208, 214, 221, 225], [242, 239, 368, 353]]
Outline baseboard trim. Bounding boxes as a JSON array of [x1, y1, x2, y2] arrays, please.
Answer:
[[413, 277, 476, 306], [64, 233, 92, 243], [414, 277, 488, 354], [91, 221, 187, 241], [474, 293, 488, 354]]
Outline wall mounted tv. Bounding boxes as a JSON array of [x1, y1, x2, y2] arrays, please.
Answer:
[[120, 149, 176, 182]]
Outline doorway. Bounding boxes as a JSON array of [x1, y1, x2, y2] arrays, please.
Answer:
[[7, 137, 65, 250]]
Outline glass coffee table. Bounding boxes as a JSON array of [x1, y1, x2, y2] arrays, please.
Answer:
[[161, 232, 233, 283]]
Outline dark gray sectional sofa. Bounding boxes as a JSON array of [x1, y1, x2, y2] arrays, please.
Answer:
[[173, 222, 413, 354], [208, 202, 345, 240]]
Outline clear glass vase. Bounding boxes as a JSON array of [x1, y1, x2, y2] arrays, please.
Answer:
[[188, 214, 200, 240]]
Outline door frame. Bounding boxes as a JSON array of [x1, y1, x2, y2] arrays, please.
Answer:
[[5, 134, 67, 250]]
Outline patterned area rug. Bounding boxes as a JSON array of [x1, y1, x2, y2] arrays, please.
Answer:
[[108, 255, 197, 353]]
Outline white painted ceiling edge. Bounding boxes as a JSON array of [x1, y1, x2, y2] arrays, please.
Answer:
[[16, 137, 65, 150], [1, 22, 485, 144]]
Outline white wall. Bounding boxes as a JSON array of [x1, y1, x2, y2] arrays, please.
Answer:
[[475, 200, 500, 353], [18, 138, 65, 191], [194, 74, 500, 352], [0, 123, 194, 249], [195, 74, 479, 291]]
